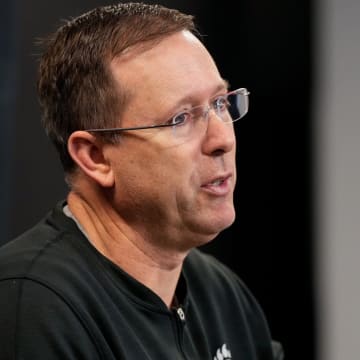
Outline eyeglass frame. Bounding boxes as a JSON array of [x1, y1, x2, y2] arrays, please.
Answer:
[[84, 87, 250, 134]]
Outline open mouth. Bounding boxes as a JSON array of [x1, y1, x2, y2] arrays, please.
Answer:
[[201, 174, 232, 195], [209, 178, 225, 186]]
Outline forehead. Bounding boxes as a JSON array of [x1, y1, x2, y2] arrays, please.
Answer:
[[110, 30, 225, 106]]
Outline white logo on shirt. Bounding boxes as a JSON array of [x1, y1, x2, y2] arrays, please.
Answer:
[[213, 343, 232, 360]]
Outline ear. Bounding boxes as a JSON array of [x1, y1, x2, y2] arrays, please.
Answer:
[[67, 131, 115, 187]]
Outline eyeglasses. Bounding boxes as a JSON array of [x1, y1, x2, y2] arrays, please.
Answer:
[[85, 87, 250, 139]]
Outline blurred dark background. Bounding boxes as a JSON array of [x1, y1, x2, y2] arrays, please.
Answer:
[[0, 1, 315, 359]]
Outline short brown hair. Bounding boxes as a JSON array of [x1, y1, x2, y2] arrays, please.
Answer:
[[37, 2, 197, 173]]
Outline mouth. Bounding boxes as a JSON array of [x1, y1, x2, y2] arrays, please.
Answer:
[[201, 174, 233, 196], [209, 178, 226, 186]]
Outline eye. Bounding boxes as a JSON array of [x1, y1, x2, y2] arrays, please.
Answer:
[[213, 95, 230, 112], [168, 111, 191, 126]]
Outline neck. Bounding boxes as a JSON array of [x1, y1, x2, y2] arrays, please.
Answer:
[[67, 190, 187, 308]]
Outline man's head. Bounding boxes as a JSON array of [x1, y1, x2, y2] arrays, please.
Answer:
[[38, 3, 244, 247], [37, 2, 196, 174]]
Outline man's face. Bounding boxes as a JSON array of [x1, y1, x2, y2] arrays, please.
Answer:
[[106, 30, 237, 250]]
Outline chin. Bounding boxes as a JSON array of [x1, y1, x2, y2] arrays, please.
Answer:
[[211, 206, 236, 230], [192, 211, 236, 240], [179, 217, 234, 251]]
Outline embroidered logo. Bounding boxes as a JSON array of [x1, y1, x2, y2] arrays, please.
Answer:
[[213, 343, 232, 360]]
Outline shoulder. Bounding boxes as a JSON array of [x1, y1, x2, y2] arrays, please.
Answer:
[[0, 204, 103, 359], [0, 201, 87, 280], [0, 203, 98, 314]]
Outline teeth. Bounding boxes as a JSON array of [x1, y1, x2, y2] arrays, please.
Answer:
[[210, 179, 223, 186]]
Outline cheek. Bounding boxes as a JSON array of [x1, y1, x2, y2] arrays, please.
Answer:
[[117, 148, 196, 194], [111, 136, 201, 195]]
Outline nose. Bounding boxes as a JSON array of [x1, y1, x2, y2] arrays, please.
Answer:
[[201, 109, 236, 156]]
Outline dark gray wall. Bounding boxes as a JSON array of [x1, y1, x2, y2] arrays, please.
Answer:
[[0, 1, 20, 244]]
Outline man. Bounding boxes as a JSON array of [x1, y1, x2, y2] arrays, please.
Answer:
[[0, 3, 283, 359]]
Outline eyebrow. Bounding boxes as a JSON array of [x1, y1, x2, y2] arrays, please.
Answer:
[[212, 79, 231, 94], [170, 79, 230, 110]]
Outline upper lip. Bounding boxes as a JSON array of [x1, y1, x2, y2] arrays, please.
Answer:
[[201, 172, 232, 186]]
